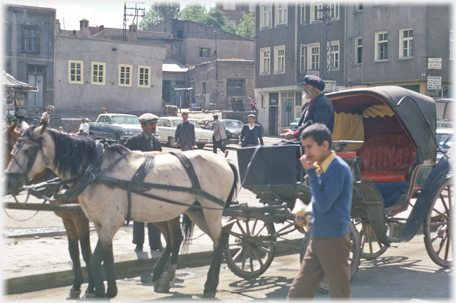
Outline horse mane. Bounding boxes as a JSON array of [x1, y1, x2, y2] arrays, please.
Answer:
[[45, 130, 128, 180]]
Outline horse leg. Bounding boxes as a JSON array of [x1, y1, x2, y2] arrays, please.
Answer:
[[150, 221, 172, 291], [61, 218, 83, 299], [156, 217, 182, 293], [203, 228, 229, 298], [105, 242, 118, 298], [73, 213, 95, 295]]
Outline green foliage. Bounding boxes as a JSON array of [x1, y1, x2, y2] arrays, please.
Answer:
[[139, 2, 181, 30], [180, 4, 227, 29], [234, 11, 255, 39]]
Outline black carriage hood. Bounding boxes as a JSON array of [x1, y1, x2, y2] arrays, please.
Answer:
[[326, 86, 437, 163]]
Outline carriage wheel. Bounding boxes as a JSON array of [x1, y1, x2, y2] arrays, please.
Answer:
[[354, 219, 392, 260], [224, 218, 276, 280], [300, 223, 361, 294], [424, 178, 453, 268]]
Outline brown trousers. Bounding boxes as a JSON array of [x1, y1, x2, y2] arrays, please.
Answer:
[[287, 232, 351, 299]]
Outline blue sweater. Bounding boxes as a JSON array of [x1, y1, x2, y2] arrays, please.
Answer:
[[307, 156, 352, 237]]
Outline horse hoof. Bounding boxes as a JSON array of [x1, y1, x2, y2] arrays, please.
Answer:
[[203, 291, 216, 298], [153, 278, 163, 292], [82, 292, 96, 299], [156, 284, 171, 293], [66, 289, 81, 300]]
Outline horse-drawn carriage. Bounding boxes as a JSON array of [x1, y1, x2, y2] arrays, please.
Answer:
[[5, 86, 452, 298]]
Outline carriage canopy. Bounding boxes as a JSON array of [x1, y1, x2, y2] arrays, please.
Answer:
[[327, 86, 437, 163]]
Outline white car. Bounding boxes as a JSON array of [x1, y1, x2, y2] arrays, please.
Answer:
[[156, 117, 213, 149]]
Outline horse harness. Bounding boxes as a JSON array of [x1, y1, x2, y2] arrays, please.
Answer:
[[11, 129, 226, 223]]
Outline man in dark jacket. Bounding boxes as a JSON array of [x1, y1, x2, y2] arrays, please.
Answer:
[[125, 113, 163, 252], [239, 114, 264, 147], [281, 75, 334, 140], [174, 112, 196, 151]]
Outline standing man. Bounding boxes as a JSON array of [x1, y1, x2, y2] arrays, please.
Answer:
[[287, 123, 352, 299], [40, 105, 54, 127], [212, 114, 229, 157], [238, 114, 264, 147], [174, 112, 196, 151], [281, 75, 334, 140], [125, 113, 163, 252], [78, 118, 90, 136], [101, 107, 108, 114]]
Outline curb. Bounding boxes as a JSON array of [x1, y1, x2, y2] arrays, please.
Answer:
[[6, 238, 302, 295]]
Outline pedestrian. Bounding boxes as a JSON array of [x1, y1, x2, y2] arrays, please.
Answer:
[[281, 75, 334, 141], [78, 118, 90, 136], [6, 110, 16, 125], [250, 99, 258, 113], [212, 114, 229, 157], [101, 107, 107, 114], [238, 114, 264, 147], [40, 105, 54, 127], [125, 113, 163, 252], [287, 123, 352, 299], [174, 112, 196, 151]]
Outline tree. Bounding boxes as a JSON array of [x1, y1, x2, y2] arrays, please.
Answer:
[[139, 2, 181, 30], [235, 12, 255, 39], [180, 4, 227, 29]]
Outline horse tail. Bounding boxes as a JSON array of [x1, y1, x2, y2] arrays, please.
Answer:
[[225, 162, 239, 208], [181, 213, 194, 247]]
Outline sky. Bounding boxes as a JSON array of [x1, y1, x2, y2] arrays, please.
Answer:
[[6, 0, 215, 31]]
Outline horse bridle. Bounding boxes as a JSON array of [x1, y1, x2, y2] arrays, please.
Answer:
[[7, 127, 51, 182]]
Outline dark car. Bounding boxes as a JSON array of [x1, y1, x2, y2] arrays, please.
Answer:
[[203, 119, 244, 144]]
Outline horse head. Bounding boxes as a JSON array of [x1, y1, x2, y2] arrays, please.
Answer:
[[5, 122, 53, 195]]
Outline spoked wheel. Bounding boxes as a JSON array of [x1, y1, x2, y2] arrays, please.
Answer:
[[354, 218, 392, 260], [424, 178, 453, 268], [300, 223, 361, 293], [224, 218, 276, 279]]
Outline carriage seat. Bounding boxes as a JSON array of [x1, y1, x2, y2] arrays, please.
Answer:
[[358, 134, 416, 183]]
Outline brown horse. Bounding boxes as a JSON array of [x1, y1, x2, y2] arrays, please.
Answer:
[[4, 121, 95, 299]]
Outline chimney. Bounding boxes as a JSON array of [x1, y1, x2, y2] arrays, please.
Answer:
[[55, 19, 61, 35], [99, 25, 104, 32], [129, 23, 137, 42], [79, 18, 90, 38]]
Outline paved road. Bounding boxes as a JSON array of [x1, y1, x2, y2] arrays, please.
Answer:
[[4, 234, 452, 301]]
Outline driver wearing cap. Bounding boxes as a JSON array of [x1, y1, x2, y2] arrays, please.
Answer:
[[281, 75, 334, 140]]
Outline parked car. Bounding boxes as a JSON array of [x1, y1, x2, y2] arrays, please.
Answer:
[[88, 113, 142, 144], [436, 128, 453, 162], [156, 116, 212, 149], [202, 119, 244, 144]]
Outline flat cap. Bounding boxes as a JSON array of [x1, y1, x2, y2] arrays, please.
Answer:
[[299, 75, 325, 91], [181, 112, 189, 116], [248, 114, 256, 118], [213, 114, 218, 118], [101, 107, 106, 110], [138, 113, 158, 124], [46, 105, 55, 111]]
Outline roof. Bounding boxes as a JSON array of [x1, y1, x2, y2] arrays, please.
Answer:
[[162, 58, 188, 73], [3, 71, 39, 92]]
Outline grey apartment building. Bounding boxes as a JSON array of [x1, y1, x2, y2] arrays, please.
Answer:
[[254, 2, 452, 136]]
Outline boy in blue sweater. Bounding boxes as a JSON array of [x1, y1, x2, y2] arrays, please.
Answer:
[[287, 123, 352, 299]]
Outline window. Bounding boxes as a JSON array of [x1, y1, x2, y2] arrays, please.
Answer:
[[300, 44, 307, 71], [311, 2, 323, 22], [226, 79, 246, 96], [399, 28, 413, 58], [138, 66, 151, 88], [119, 64, 132, 87], [355, 37, 362, 64], [261, 4, 272, 28], [223, 3, 236, 10], [309, 44, 320, 71], [260, 48, 271, 75], [202, 81, 206, 94], [355, 3, 363, 11], [23, 26, 40, 53], [172, 43, 182, 55], [328, 41, 339, 70], [91, 62, 106, 85], [68, 60, 83, 84], [375, 31, 388, 61], [276, 2, 288, 25], [300, 3, 306, 24], [274, 46, 285, 73], [329, 2, 339, 19], [199, 47, 210, 57], [176, 30, 183, 38]]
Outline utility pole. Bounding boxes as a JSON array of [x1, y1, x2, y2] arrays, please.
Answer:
[[316, 3, 333, 80], [123, 2, 145, 41]]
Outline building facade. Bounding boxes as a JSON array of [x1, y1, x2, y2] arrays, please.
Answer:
[[254, 2, 452, 136], [4, 4, 56, 113]]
